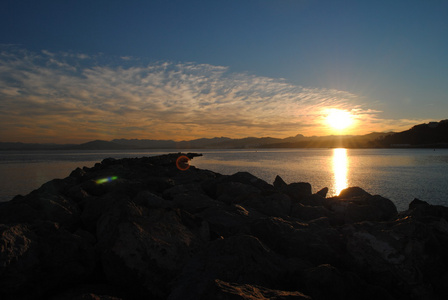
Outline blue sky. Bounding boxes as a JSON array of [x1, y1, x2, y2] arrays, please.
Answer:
[[1, 0, 447, 143]]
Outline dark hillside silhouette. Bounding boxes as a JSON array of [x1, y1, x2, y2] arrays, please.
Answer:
[[369, 119, 448, 148]]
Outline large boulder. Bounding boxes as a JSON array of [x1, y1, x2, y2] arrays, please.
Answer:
[[225, 172, 274, 193], [162, 182, 205, 200], [405, 198, 448, 221], [97, 202, 204, 299], [0, 222, 95, 300], [80, 192, 133, 234], [0, 192, 81, 231], [338, 186, 372, 198], [250, 217, 345, 267], [240, 193, 292, 218], [168, 234, 288, 300], [342, 214, 448, 300], [299, 193, 327, 207], [196, 203, 261, 238], [171, 191, 221, 215], [290, 203, 332, 221], [202, 172, 273, 201], [280, 182, 312, 202], [325, 187, 398, 224], [215, 181, 262, 204]]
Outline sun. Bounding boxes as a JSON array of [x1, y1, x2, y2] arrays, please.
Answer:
[[326, 109, 354, 131]]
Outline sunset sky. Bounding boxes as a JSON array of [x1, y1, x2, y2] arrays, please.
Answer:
[[1, 0, 447, 143]]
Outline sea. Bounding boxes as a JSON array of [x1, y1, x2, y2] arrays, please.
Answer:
[[1, 148, 447, 212]]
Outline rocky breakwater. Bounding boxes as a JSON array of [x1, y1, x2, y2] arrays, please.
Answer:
[[1, 153, 448, 300]]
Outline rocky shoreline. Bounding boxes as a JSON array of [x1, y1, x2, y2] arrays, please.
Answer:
[[1, 153, 447, 300]]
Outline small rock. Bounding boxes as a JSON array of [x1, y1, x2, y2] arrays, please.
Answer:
[[273, 175, 287, 189], [316, 187, 329, 198], [338, 186, 371, 198], [409, 198, 429, 210]]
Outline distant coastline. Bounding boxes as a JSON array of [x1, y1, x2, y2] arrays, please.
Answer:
[[1, 119, 447, 150]]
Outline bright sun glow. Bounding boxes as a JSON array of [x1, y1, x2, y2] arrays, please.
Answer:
[[326, 109, 354, 131]]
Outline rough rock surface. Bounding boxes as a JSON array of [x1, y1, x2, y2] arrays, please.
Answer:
[[1, 153, 447, 300]]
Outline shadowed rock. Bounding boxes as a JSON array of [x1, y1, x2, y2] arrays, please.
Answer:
[[273, 175, 288, 189], [316, 187, 329, 198], [281, 182, 312, 202], [0, 222, 95, 300], [203, 279, 312, 300], [338, 186, 372, 198], [168, 234, 286, 300], [325, 187, 398, 225], [1, 153, 447, 300]]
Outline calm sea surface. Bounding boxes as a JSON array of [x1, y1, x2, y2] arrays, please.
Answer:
[[1, 148, 447, 212]]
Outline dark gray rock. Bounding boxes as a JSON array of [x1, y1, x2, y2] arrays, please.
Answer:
[[172, 192, 221, 214], [134, 190, 173, 209], [1, 153, 447, 300], [250, 217, 344, 267], [143, 176, 175, 193], [98, 204, 203, 299], [80, 192, 129, 233], [281, 182, 312, 202], [342, 216, 448, 300], [405, 198, 448, 221], [290, 203, 331, 221], [0, 222, 95, 300], [215, 181, 262, 204], [203, 279, 312, 300], [300, 193, 326, 207], [163, 182, 204, 200], [0, 191, 81, 231], [316, 187, 329, 198], [225, 172, 274, 193], [240, 193, 291, 218], [338, 186, 372, 198], [168, 234, 286, 300], [325, 190, 398, 224], [69, 167, 87, 179], [196, 203, 259, 238], [273, 175, 287, 189]]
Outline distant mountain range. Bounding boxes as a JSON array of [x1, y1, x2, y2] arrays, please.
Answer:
[[1, 120, 447, 150]]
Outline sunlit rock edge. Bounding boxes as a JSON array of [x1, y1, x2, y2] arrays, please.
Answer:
[[0, 153, 447, 300]]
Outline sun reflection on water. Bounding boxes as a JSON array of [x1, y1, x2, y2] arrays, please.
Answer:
[[332, 148, 348, 196]]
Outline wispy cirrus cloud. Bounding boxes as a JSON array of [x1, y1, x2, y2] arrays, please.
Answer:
[[0, 46, 427, 143]]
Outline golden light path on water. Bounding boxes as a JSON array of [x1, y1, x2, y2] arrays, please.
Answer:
[[332, 148, 349, 196]]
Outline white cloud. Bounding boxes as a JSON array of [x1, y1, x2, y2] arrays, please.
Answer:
[[0, 46, 424, 143], [41, 49, 55, 57]]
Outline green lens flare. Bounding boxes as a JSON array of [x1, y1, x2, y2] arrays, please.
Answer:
[[95, 176, 118, 184]]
